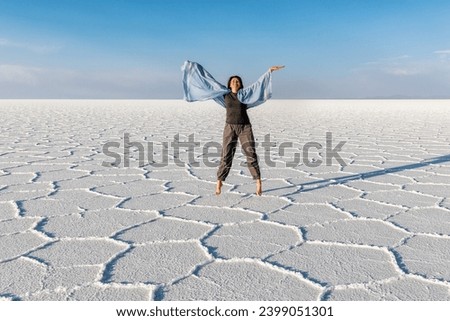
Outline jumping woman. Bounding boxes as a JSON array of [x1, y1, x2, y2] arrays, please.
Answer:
[[182, 61, 284, 196]]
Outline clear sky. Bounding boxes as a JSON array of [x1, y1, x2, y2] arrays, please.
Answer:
[[1, 0, 450, 99]]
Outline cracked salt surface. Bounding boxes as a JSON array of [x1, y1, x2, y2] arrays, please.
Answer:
[[205, 221, 301, 258], [163, 260, 322, 300], [268, 242, 400, 285], [305, 219, 410, 247], [1, 99, 450, 301], [110, 241, 210, 284]]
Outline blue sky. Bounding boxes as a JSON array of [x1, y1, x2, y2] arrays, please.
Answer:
[[1, 0, 450, 98]]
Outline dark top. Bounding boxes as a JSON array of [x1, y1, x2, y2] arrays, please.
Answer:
[[224, 92, 250, 124]]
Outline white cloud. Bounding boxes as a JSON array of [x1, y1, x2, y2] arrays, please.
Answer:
[[357, 51, 450, 77], [384, 68, 419, 76], [0, 37, 61, 54], [0, 64, 43, 85], [0, 64, 180, 98], [323, 51, 450, 98], [355, 55, 424, 79], [434, 49, 450, 61], [434, 49, 450, 54], [363, 55, 411, 66]]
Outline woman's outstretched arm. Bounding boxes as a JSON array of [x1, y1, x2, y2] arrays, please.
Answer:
[[269, 65, 285, 72], [238, 65, 285, 108], [181, 61, 229, 107]]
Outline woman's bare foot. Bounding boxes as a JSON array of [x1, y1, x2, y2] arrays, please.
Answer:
[[215, 180, 223, 195], [256, 178, 262, 196]]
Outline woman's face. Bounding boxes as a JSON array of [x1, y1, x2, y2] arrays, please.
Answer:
[[229, 77, 241, 93]]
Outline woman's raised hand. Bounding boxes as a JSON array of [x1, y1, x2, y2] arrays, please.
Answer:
[[269, 65, 285, 72]]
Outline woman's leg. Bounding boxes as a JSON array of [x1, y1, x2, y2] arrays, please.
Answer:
[[216, 124, 238, 194], [239, 124, 262, 195]]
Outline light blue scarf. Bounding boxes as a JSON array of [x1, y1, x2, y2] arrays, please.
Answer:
[[181, 60, 272, 108]]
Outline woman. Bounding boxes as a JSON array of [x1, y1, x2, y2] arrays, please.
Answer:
[[181, 61, 284, 196]]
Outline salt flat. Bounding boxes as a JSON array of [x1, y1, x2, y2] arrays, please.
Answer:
[[0, 99, 450, 301]]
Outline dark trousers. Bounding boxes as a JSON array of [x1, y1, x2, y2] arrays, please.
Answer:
[[217, 123, 261, 181]]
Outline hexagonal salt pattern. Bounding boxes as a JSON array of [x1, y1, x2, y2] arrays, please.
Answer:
[[0, 232, 49, 261], [395, 236, 450, 281], [0, 258, 47, 299], [116, 217, 212, 243], [109, 242, 210, 284], [204, 221, 301, 259], [388, 208, 450, 235], [267, 243, 400, 286], [305, 219, 410, 247], [41, 209, 159, 238], [1, 100, 450, 301], [328, 276, 450, 301], [29, 239, 127, 267], [163, 260, 322, 300]]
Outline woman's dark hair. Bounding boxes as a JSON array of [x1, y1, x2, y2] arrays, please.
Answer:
[[227, 75, 244, 90]]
